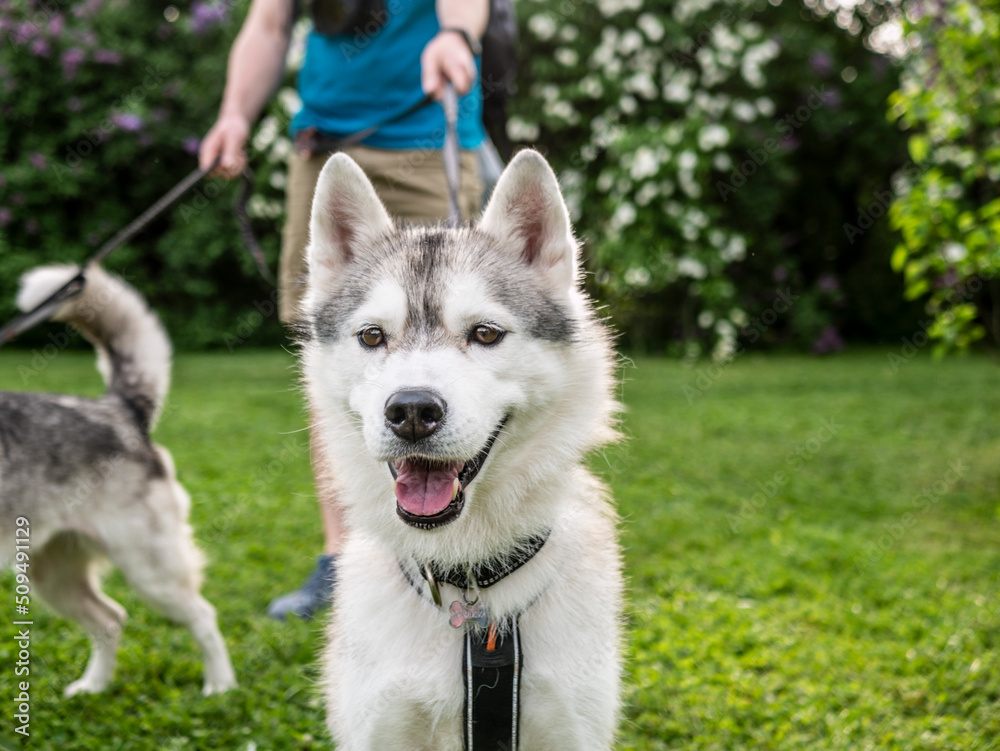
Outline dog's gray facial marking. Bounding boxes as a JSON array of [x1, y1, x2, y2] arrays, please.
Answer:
[[485, 272, 576, 343], [311, 227, 576, 345], [403, 231, 446, 337]]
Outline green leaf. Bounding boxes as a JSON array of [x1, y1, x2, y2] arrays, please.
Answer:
[[908, 134, 929, 163]]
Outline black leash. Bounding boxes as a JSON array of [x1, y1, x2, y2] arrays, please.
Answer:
[[442, 82, 462, 228], [0, 157, 234, 346]]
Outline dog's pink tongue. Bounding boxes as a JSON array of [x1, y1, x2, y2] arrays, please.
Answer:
[[394, 460, 463, 516]]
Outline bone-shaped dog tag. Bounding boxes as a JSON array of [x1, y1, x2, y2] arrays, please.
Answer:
[[449, 600, 489, 629]]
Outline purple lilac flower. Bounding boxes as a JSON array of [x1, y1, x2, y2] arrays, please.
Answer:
[[191, 1, 229, 34], [29, 151, 47, 170], [93, 49, 122, 64], [73, 29, 97, 46], [111, 112, 143, 132], [29, 37, 50, 57], [779, 135, 800, 152], [49, 13, 64, 37], [812, 325, 845, 355], [817, 273, 839, 294], [61, 47, 86, 79], [0, 208, 11, 227], [935, 269, 959, 289], [182, 136, 201, 155], [809, 51, 834, 77], [15, 21, 39, 44], [72, 0, 103, 20]]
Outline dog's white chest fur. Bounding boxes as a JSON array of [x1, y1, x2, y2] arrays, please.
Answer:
[[324, 477, 621, 751]]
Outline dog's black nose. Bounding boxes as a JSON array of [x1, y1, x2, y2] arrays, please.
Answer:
[[384, 390, 446, 441]]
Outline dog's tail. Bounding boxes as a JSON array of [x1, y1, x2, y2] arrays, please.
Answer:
[[16, 263, 172, 431]]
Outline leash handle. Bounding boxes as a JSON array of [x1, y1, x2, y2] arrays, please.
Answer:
[[442, 82, 462, 228]]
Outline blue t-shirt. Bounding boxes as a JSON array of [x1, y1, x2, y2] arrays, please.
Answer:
[[291, 0, 485, 150]]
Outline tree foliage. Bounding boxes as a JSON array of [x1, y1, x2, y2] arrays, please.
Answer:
[[1, 0, 925, 354], [888, 0, 1000, 354]]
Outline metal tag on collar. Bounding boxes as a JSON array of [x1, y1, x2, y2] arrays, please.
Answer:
[[449, 599, 489, 629], [422, 563, 442, 607]]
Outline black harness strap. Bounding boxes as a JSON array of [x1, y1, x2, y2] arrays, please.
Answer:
[[424, 533, 550, 591], [397, 532, 548, 751], [464, 623, 521, 751]]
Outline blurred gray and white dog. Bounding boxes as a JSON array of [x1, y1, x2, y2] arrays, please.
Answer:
[[303, 150, 623, 749], [0, 265, 235, 696]]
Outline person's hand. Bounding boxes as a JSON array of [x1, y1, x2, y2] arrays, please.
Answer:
[[421, 30, 476, 100], [199, 113, 251, 178]]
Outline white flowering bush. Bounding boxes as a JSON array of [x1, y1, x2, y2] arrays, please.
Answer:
[[510, 0, 908, 356]]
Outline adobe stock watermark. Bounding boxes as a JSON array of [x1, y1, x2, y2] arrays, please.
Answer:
[[175, 109, 294, 224], [843, 161, 924, 244], [14, 267, 138, 385], [853, 459, 968, 571], [669, 3, 760, 68], [717, 86, 834, 202], [4, 0, 72, 50], [682, 287, 800, 403], [727, 417, 841, 533], [51, 66, 169, 182], [201, 435, 309, 542], [338, 0, 403, 60], [885, 271, 995, 373]]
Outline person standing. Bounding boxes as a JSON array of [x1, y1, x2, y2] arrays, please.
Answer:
[[199, 0, 488, 619]]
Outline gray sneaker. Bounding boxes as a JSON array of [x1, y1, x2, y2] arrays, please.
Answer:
[[267, 554, 337, 620]]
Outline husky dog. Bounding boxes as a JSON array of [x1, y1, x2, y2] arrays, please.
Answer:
[[302, 150, 622, 749], [0, 265, 236, 696]]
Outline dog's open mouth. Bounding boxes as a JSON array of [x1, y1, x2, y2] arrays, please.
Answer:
[[388, 419, 506, 529]]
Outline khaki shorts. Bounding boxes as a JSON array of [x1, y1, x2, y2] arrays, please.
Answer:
[[279, 145, 482, 323]]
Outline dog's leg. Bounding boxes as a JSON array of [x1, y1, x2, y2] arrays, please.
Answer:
[[115, 479, 236, 695], [32, 534, 127, 696], [123, 554, 236, 695]]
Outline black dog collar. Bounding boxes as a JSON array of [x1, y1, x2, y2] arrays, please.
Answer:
[[398, 531, 550, 607]]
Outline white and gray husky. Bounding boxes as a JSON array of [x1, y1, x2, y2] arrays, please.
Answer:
[[302, 150, 623, 749], [0, 265, 235, 696]]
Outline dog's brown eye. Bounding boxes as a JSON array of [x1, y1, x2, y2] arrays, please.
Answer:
[[471, 324, 504, 346], [359, 326, 385, 348]]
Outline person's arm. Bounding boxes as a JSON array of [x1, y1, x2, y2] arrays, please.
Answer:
[[420, 0, 489, 99], [199, 0, 294, 177]]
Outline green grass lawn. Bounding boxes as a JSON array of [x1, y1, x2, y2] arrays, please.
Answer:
[[1, 347, 998, 750]]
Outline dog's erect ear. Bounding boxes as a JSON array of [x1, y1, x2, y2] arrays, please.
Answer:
[[307, 153, 393, 290], [479, 149, 578, 293]]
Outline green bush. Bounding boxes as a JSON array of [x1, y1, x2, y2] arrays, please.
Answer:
[[0, 0, 285, 351], [1, 0, 924, 354], [888, 0, 1000, 354]]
